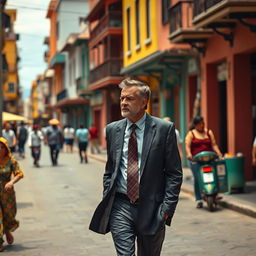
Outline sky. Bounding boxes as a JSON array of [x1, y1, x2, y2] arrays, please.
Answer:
[[6, 0, 51, 99]]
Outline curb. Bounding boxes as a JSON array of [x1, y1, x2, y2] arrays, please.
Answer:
[[88, 153, 256, 218]]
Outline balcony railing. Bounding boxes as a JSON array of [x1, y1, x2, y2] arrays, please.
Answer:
[[89, 59, 122, 84], [193, 0, 223, 17], [56, 89, 67, 102], [90, 11, 122, 40], [169, 0, 194, 34], [76, 77, 89, 95]]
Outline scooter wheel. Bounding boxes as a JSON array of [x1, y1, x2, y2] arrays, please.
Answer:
[[206, 196, 215, 212]]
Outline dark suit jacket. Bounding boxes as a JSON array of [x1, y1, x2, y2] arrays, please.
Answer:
[[89, 114, 183, 235]]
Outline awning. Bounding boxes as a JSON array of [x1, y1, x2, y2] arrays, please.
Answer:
[[55, 98, 89, 108], [2, 112, 28, 122], [51, 53, 65, 67]]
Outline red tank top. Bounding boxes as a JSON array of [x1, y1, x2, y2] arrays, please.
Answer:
[[190, 130, 213, 156]]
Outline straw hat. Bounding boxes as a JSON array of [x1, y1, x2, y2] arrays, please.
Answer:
[[49, 118, 60, 125]]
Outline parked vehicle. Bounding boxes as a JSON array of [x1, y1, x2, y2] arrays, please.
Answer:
[[192, 151, 220, 211]]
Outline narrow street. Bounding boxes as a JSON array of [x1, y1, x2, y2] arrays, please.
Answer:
[[4, 146, 256, 256]]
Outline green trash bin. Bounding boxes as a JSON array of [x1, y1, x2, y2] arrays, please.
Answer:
[[225, 156, 245, 194], [216, 159, 228, 193]]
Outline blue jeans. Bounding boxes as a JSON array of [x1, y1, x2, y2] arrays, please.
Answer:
[[189, 161, 202, 201]]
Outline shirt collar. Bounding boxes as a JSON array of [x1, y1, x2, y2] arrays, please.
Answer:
[[127, 112, 146, 130]]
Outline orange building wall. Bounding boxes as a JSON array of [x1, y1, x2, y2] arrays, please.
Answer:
[[47, 0, 57, 63], [201, 23, 256, 180], [157, 0, 190, 51]]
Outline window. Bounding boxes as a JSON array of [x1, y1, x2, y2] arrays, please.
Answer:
[[135, 0, 140, 46], [162, 0, 171, 24], [7, 83, 15, 92], [126, 7, 131, 52], [146, 0, 151, 39]]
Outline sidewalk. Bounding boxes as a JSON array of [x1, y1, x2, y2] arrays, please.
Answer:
[[88, 151, 256, 218]]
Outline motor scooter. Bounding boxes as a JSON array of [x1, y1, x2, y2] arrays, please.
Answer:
[[192, 151, 220, 211]]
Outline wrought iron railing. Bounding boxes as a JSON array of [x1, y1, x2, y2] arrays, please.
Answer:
[[89, 59, 122, 84], [193, 0, 223, 17], [90, 11, 122, 40], [56, 89, 67, 102], [169, 0, 194, 33]]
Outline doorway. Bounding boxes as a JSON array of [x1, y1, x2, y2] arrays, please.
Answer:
[[217, 62, 228, 154], [218, 80, 227, 154]]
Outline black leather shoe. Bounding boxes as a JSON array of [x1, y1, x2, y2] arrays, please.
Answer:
[[196, 202, 203, 208]]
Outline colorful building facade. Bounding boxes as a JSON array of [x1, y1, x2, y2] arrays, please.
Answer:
[[169, 0, 256, 180], [3, 9, 21, 114], [121, 0, 194, 144], [45, 0, 91, 129], [87, 0, 123, 147]]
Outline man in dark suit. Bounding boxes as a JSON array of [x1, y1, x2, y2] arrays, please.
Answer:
[[89, 78, 183, 255]]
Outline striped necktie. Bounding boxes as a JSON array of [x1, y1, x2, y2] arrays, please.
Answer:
[[127, 123, 139, 203]]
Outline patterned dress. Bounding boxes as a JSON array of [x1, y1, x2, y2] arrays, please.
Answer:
[[0, 157, 24, 243]]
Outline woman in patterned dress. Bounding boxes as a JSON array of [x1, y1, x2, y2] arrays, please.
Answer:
[[0, 137, 24, 251]]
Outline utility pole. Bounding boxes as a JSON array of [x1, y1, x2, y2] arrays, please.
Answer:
[[0, 1, 4, 137]]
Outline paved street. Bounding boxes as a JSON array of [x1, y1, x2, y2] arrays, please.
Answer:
[[4, 146, 256, 256]]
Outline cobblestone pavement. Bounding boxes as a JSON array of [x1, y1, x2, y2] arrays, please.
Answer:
[[3, 146, 256, 255]]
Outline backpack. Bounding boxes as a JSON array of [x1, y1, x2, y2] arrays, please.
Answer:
[[19, 127, 28, 141]]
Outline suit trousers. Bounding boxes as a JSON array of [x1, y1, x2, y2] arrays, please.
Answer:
[[109, 194, 165, 256]]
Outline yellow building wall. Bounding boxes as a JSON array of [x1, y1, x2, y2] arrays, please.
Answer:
[[31, 82, 39, 119], [123, 0, 158, 67], [3, 9, 19, 100], [3, 41, 18, 99]]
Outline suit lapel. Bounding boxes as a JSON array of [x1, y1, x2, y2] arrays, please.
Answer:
[[140, 115, 156, 177], [114, 119, 127, 172]]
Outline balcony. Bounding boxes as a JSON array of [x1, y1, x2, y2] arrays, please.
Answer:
[[56, 89, 67, 102], [169, 0, 213, 43], [90, 11, 122, 43], [89, 59, 122, 84], [193, 0, 256, 29], [76, 77, 90, 96]]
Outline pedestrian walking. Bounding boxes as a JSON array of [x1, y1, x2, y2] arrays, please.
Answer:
[[75, 124, 89, 163], [163, 117, 183, 160], [63, 124, 75, 153], [185, 116, 222, 208], [0, 137, 24, 251], [89, 78, 183, 256], [17, 121, 28, 158], [2, 122, 16, 153], [45, 119, 63, 166], [28, 124, 44, 167], [89, 123, 101, 154]]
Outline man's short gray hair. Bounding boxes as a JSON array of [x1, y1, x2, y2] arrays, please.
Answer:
[[119, 78, 151, 100]]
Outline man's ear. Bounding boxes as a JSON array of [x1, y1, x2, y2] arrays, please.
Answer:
[[143, 99, 148, 110]]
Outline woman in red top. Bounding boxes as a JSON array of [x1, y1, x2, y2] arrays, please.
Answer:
[[185, 116, 222, 208]]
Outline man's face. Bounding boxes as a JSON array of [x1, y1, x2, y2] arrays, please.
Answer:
[[120, 86, 147, 122], [5, 123, 10, 130]]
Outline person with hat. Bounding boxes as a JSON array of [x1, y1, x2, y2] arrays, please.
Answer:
[[45, 119, 64, 166], [0, 137, 24, 251]]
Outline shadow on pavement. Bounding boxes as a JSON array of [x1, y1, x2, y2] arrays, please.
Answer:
[[17, 202, 33, 209], [4, 244, 38, 252]]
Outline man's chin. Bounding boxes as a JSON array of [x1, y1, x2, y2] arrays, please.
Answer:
[[121, 112, 130, 118]]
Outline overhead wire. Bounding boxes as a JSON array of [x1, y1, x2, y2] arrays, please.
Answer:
[[7, 3, 88, 15]]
